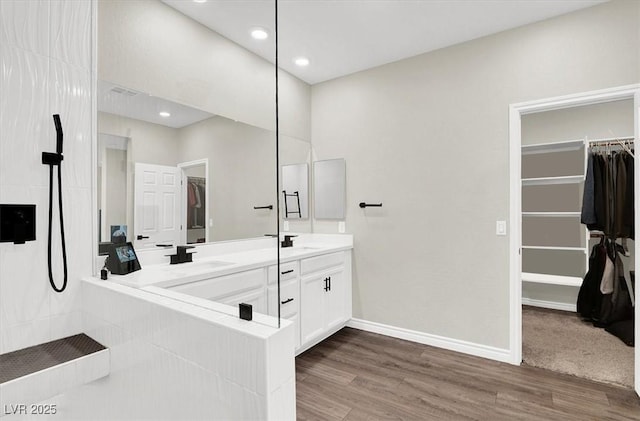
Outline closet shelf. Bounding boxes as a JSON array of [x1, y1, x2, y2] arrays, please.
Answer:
[[521, 175, 583, 186], [521, 272, 583, 287], [522, 245, 587, 252], [522, 212, 581, 217], [521, 139, 584, 155]]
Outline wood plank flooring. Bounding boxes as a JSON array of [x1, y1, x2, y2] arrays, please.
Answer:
[[295, 328, 640, 420]]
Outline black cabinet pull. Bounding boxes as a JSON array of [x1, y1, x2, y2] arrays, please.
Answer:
[[328, 276, 332, 291], [253, 205, 273, 210], [137, 235, 149, 240], [281, 298, 294, 305], [324, 277, 330, 292], [281, 269, 294, 275]]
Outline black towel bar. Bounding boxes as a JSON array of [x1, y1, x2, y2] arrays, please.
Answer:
[[359, 202, 382, 208], [253, 205, 273, 210]]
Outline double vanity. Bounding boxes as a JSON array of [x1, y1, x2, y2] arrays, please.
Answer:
[[101, 233, 353, 355]]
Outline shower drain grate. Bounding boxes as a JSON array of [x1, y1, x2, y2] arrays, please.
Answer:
[[0, 334, 106, 383]]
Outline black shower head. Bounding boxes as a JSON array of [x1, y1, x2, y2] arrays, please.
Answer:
[[53, 114, 63, 154]]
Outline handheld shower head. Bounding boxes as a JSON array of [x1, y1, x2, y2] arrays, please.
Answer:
[[53, 114, 63, 154]]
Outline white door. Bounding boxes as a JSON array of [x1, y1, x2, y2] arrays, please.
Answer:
[[134, 163, 181, 249]]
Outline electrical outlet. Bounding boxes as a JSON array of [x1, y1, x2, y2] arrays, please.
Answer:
[[209, 219, 213, 227], [338, 221, 345, 233], [283, 220, 289, 231], [496, 220, 507, 236]]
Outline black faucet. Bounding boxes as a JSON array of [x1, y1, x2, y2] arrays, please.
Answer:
[[281, 235, 297, 248], [168, 245, 196, 264]]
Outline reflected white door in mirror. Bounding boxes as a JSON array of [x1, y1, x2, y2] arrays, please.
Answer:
[[133, 163, 181, 249]]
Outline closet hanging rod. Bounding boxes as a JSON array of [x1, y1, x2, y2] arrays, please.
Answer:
[[586, 136, 634, 144]]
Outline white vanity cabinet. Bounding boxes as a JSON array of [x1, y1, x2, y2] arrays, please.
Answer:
[[168, 268, 267, 314], [267, 261, 301, 349], [299, 252, 350, 351], [162, 248, 352, 354]]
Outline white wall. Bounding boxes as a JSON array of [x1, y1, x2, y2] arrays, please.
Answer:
[[0, 0, 93, 353], [311, 0, 640, 349], [98, 112, 179, 167], [98, 0, 311, 141]]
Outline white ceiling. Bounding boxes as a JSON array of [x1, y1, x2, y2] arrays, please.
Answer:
[[97, 81, 214, 129], [163, 0, 605, 85]]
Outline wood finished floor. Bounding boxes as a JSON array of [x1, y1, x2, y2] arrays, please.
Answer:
[[295, 328, 640, 420]]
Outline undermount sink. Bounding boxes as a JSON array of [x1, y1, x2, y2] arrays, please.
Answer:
[[192, 260, 234, 269], [169, 260, 234, 275], [280, 246, 321, 254]]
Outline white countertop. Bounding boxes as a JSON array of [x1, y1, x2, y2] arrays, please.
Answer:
[[106, 234, 353, 289]]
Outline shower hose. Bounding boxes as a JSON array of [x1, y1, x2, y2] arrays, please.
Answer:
[[44, 114, 68, 293]]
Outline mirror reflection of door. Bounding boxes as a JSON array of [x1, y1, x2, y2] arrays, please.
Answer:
[[180, 160, 208, 244], [133, 163, 181, 249]]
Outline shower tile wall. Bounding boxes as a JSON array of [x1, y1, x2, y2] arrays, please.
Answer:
[[0, 0, 93, 354]]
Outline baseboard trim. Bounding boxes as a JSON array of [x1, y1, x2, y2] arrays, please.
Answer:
[[346, 318, 512, 363], [522, 298, 576, 312]]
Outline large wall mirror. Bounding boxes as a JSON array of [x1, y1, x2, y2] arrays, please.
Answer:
[[97, 0, 312, 252], [314, 158, 346, 220], [96, 0, 313, 329]]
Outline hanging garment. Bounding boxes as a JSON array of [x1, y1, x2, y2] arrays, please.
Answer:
[[600, 254, 614, 295], [587, 154, 606, 232], [581, 152, 596, 225], [582, 150, 634, 238], [623, 153, 634, 240], [614, 152, 627, 237], [577, 240, 607, 321], [193, 182, 202, 208], [196, 183, 206, 227], [187, 182, 196, 207], [594, 243, 634, 327]]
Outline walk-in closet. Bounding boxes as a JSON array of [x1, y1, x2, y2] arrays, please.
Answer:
[[184, 166, 207, 244], [520, 99, 635, 388]]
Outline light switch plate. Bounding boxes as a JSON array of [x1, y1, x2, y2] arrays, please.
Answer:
[[283, 220, 289, 231], [496, 220, 507, 236], [338, 221, 345, 233], [209, 219, 213, 227]]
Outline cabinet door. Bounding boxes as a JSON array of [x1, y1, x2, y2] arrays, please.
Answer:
[[324, 267, 345, 331], [300, 273, 326, 345]]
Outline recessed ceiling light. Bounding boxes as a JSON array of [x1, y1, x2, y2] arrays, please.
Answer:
[[294, 57, 310, 67], [250, 27, 269, 40], [193, 0, 207, 3], [159, 111, 171, 118]]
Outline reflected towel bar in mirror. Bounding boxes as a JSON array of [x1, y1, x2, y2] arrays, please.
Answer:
[[359, 202, 382, 208]]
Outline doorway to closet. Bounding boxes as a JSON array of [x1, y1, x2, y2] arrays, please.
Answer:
[[178, 159, 209, 245], [509, 85, 640, 395]]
